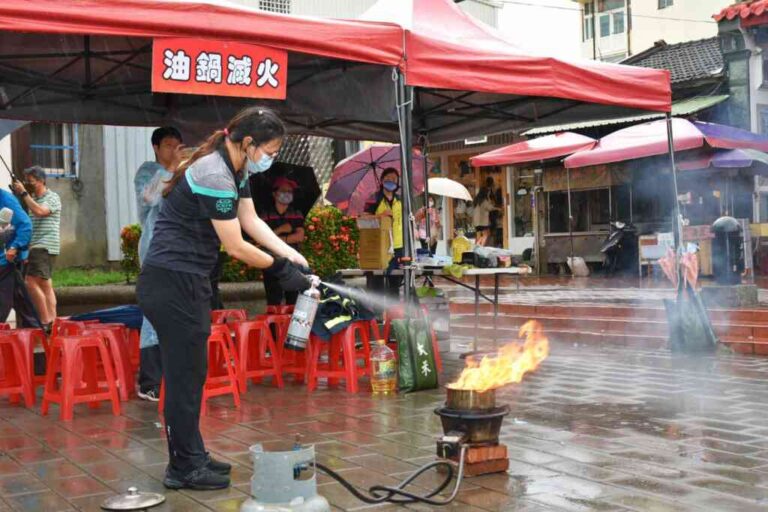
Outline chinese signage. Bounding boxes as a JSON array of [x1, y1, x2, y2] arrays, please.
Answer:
[[152, 38, 287, 100]]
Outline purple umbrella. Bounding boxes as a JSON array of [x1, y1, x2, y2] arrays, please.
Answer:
[[327, 144, 430, 215], [678, 148, 768, 171]]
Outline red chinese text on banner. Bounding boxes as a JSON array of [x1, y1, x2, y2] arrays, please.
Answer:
[[152, 38, 287, 100]]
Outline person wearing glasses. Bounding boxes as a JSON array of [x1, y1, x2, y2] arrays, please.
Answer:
[[136, 107, 311, 491]]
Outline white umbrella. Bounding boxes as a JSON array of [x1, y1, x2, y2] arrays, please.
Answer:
[[427, 177, 472, 201]]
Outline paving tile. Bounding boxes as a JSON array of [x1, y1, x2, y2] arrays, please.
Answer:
[[80, 460, 146, 483], [5, 491, 75, 511], [46, 475, 111, 499], [28, 460, 85, 481], [0, 474, 48, 496]]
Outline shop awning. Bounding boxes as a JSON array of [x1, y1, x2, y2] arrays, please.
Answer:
[[564, 118, 768, 169], [523, 95, 729, 137], [469, 132, 596, 167]]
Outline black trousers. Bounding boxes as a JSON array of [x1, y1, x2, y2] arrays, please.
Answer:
[[136, 265, 211, 474], [209, 251, 225, 311], [263, 271, 298, 306], [0, 262, 41, 327], [138, 346, 162, 392]]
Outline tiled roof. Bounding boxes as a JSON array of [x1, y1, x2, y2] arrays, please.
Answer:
[[621, 38, 724, 85], [715, 1, 768, 22]]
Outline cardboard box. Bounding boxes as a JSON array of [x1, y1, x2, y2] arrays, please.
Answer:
[[357, 216, 392, 270], [751, 223, 768, 237]]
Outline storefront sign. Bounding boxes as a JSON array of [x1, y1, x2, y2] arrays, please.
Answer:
[[152, 38, 287, 99]]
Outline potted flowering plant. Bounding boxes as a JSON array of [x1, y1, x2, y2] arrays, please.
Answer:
[[302, 205, 359, 279], [119, 224, 142, 284]]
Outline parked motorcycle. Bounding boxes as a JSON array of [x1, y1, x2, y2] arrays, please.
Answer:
[[601, 221, 638, 276]]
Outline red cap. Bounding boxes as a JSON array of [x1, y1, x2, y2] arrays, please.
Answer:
[[272, 177, 299, 190]]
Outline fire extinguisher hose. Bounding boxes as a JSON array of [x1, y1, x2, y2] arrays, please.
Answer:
[[313, 444, 467, 506]]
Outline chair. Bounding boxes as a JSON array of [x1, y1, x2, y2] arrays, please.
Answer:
[[82, 324, 135, 401], [211, 309, 247, 324], [265, 305, 294, 315], [11, 328, 48, 393], [52, 319, 87, 337], [42, 334, 121, 421], [234, 320, 283, 392], [159, 330, 240, 415], [0, 333, 35, 407], [307, 321, 374, 393], [382, 305, 442, 372]]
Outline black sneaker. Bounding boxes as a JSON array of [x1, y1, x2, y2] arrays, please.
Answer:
[[163, 465, 230, 490], [138, 388, 160, 402], [205, 454, 232, 475]]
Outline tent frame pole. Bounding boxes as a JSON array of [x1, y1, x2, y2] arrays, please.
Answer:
[[665, 112, 683, 292], [397, 71, 415, 304], [567, 167, 574, 264]]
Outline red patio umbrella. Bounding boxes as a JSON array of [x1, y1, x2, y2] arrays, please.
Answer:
[[470, 132, 597, 167], [564, 118, 768, 169]]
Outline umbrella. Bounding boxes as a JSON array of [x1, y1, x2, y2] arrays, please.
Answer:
[[327, 144, 430, 215], [250, 162, 321, 218], [678, 148, 768, 172], [470, 132, 597, 167], [427, 177, 471, 201], [565, 118, 768, 169]]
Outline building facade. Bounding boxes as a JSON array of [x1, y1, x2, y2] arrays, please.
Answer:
[[574, 0, 722, 62]]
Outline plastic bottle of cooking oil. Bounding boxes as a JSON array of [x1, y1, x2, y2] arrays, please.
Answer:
[[370, 339, 397, 395]]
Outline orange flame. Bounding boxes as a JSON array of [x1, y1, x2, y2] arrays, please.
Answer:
[[448, 320, 549, 392]]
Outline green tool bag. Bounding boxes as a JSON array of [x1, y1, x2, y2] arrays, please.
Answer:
[[391, 315, 438, 393]]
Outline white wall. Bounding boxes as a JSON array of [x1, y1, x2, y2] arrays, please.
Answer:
[[103, 126, 156, 261], [500, 0, 581, 58], [630, 0, 721, 53]]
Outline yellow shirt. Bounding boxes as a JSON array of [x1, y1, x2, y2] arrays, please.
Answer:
[[375, 196, 403, 249]]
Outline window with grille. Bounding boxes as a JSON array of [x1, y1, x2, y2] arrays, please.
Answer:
[[658, 0, 673, 8], [29, 123, 79, 178], [258, 0, 290, 14]]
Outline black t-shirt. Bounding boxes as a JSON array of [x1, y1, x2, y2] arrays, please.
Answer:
[[260, 203, 305, 250], [143, 148, 251, 276]]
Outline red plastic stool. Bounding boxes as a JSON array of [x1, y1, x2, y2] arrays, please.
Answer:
[[0, 323, 9, 330], [42, 334, 121, 421], [0, 333, 35, 407], [234, 320, 283, 391], [211, 309, 247, 325], [382, 305, 442, 372], [307, 322, 372, 393], [52, 319, 87, 337], [265, 305, 294, 315], [82, 324, 135, 401], [11, 328, 48, 393], [159, 330, 240, 415], [211, 323, 240, 390], [127, 328, 140, 374], [263, 315, 307, 383]]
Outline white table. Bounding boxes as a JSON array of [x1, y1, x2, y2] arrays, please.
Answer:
[[339, 266, 531, 350]]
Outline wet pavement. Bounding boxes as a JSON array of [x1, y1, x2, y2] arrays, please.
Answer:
[[1, 341, 768, 511]]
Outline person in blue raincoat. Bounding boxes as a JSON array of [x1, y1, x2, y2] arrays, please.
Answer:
[[134, 126, 183, 402], [0, 188, 38, 326]]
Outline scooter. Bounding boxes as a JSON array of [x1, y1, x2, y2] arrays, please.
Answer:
[[601, 221, 638, 275]]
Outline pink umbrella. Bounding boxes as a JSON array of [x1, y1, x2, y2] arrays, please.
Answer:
[[565, 118, 768, 169], [470, 132, 597, 167], [327, 144, 429, 215]]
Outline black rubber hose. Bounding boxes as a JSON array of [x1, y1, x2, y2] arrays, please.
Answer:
[[313, 445, 467, 506]]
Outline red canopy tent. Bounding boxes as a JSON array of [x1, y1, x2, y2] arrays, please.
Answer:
[[469, 132, 597, 168], [0, 0, 673, 299]]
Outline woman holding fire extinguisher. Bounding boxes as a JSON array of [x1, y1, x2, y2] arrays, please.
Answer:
[[136, 107, 311, 491]]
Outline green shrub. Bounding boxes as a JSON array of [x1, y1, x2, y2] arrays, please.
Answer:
[[120, 224, 141, 284]]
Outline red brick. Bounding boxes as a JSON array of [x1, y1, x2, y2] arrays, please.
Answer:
[[447, 445, 508, 465]]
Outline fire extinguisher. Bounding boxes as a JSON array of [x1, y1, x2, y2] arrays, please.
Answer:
[[284, 277, 321, 351]]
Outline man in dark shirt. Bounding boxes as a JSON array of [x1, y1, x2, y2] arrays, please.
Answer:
[[260, 177, 305, 305]]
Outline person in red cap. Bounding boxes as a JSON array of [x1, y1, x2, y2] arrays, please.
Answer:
[[259, 176, 306, 306]]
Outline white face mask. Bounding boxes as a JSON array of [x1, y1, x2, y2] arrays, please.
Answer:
[[276, 192, 293, 205]]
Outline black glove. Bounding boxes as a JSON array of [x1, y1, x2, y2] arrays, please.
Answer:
[[265, 257, 311, 292]]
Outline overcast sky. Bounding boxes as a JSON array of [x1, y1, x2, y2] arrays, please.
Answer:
[[497, 0, 582, 59]]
